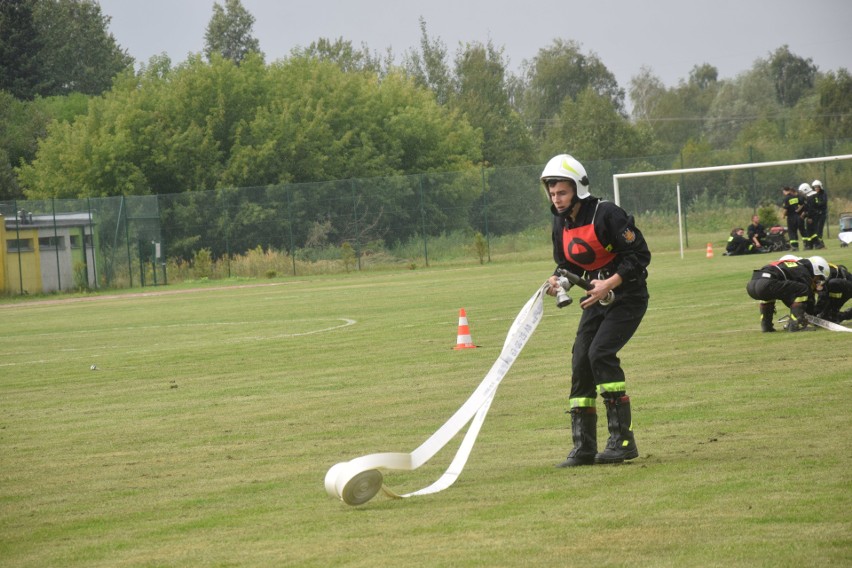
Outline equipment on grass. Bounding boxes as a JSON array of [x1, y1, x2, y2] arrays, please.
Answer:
[[452, 308, 477, 349], [763, 226, 791, 252], [325, 283, 549, 506], [556, 268, 615, 306], [840, 212, 852, 248], [806, 314, 852, 332]]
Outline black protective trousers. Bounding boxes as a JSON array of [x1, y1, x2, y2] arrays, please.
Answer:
[[786, 214, 801, 248], [746, 273, 809, 307], [569, 286, 649, 401]]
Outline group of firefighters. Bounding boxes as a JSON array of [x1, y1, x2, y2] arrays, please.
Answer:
[[782, 180, 828, 251], [725, 180, 828, 256]]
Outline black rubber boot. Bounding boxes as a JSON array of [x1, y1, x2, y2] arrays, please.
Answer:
[[760, 302, 776, 332], [556, 407, 597, 467], [595, 395, 639, 464], [839, 309, 852, 323], [786, 302, 815, 332]]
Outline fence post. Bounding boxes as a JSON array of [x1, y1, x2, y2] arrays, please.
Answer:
[[123, 196, 133, 287], [86, 197, 98, 288], [419, 174, 428, 267], [13, 199, 23, 295], [481, 167, 491, 262], [51, 198, 62, 291], [679, 152, 690, 248], [285, 186, 296, 276], [351, 179, 362, 271]]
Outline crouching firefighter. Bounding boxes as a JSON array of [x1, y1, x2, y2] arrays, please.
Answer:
[[745, 255, 830, 332], [815, 262, 852, 323], [541, 154, 651, 466]]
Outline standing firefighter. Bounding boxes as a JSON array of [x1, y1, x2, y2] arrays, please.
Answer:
[[542, 154, 651, 467], [781, 186, 802, 252], [809, 180, 828, 249], [746, 255, 830, 332]]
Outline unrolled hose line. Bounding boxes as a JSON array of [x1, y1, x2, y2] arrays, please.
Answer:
[[325, 282, 549, 506]]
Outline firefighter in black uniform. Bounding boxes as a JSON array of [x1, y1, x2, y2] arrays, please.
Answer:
[[816, 261, 852, 323], [781, 186, 802, 251], [746, 255, 830, 332], [811, 180, 828, 247], [800, 182, 824, 250], [542, 154, 651, 467]]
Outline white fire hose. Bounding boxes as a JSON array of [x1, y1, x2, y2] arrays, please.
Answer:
[[325, 282, 549, 506]]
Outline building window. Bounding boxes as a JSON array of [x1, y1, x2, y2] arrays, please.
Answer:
[[7, 239, 34, 252], [38, 236, 66, 250]]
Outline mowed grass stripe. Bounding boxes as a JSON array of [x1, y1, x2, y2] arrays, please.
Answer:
[[1, 246, 851, 567]]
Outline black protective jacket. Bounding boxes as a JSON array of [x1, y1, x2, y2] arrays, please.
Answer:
[[551, 197, 650, 291]]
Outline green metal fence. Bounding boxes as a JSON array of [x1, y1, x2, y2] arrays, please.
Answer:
[[3, 146, 850, 295]]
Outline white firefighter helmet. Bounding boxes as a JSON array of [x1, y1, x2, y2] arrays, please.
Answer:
[[541, 154, 590, 199], [806, 255, 830, 280], [779, 254, 800, 262], [798, 182, 812, 195], [811, 179, 822, 188]]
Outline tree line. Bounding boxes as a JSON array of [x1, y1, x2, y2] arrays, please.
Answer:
[[2, 0, 850, 210]]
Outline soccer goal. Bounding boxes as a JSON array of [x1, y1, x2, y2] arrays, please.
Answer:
[[612, 154, 852, 258]]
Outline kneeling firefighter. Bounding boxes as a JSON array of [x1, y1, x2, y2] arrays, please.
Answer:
[[746, 255, 830, 332]]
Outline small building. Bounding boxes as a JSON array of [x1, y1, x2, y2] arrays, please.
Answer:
[[2, 211, 98, 294]]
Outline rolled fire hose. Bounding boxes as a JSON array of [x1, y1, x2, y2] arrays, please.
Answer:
[[325, 282, 549, 506]]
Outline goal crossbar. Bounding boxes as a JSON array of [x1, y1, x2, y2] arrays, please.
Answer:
[[612, 154, 852, 206]]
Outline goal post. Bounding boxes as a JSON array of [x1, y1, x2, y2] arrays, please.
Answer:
[[613, 154, 852, 205], [612, 154, 852, 257]]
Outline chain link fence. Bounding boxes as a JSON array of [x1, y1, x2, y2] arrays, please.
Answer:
[[3, 145, 850, 295]]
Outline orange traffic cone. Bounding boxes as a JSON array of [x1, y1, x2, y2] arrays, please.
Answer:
[[452, 308, 477, 349], [706, 242, 714, 258]]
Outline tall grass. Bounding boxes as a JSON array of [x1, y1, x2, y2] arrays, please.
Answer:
[[1, 237, 850, 567]]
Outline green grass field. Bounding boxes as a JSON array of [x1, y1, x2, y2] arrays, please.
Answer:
[[2, 237, 851, 567]]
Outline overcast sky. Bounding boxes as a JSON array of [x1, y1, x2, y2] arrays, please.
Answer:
[[97, 0, 851, 92]]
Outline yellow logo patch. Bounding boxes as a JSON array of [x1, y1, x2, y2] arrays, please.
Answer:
[[622, 228, 636, 243]]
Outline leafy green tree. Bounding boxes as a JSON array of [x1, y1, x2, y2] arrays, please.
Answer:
[[1, 0, 131, 99], [0, 90, 88, 199], [32, 0, 133, 96], [292, 37, 389, 75], [403, 17, 453, 106], [542, 87, 647, 161], [629, 66, 666, 124], [704, 62, 780, 148], [204, 0, 261, 64], [767, 45, 817, 107], [521, 39, 625, 136], [816, 69, 852, 143], [18, 53, 269, 198], [0, 0, 43, 100], [452, 40, 533, 167], [632, 64, 721, 153]]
